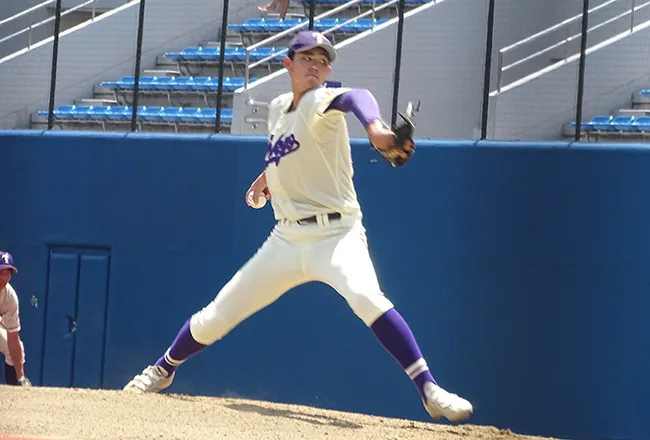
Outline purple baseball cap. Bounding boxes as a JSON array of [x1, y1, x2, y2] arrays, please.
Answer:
[[287, 31, 338, 63], [0, 251, 17, 273]]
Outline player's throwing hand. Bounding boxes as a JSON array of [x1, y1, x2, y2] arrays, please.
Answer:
[[245, 171, 271, 209]]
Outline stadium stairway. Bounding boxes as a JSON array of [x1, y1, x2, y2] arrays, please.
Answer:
[[30, 0, 429, 134], [564, 89, 650, 142]]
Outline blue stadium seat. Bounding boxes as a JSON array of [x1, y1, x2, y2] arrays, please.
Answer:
[[588, 115, 614, 131], [197, 108, 216, 123], [101, 76, 255, 93], [338, 18, 386, 32], [274, 48, 288, 62], [55, 105, 75, 118], [161, 107, 183, 122], [641, 89, 650, 96], [277, 18, 304, 30], [162, 51, 183, 61], [152, 77, 175, 90], [169, 77, 193, 91], [179, 108, 201, 123], [164, 46, 280, 63], [339, 18, 358, 32], [222, 108, 233, 124], [38, 105, 235, 125], [180, 47, 203, 61], [69, 106, 93, 120], [262, 18, 283, 32], [612, 116, 635, 132], [314, 18, 339, 32], [88, 106, 110, 120], [191, 77, 212, 91], [227, 22, 247, 32], [135, 76, 156, 90], [198, 47, 219, 60], [251, 47, 274, 62], [36, 105, 73, 118], [633, 116, 650, 131], [233, 47, 246, 62], [106, 106, 131, 120], [228, 18, 265, 32], [100, 79, 121, 89], [196, 108, 233, 124], [101, 76, 157, 90], [141, 106, 164, 121]]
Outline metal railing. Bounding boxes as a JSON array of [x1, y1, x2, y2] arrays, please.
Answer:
[[243, 0, 397, 88], [0, 0, 103, 52], [495, 0, 650, 92]]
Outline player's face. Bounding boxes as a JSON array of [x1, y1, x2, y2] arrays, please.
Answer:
[[0, 268, 11, 289], [285, 48, 332, 91]]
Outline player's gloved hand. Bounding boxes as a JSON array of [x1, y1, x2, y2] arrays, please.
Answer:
[[18, 377, 32, 387], [367, 116, 415, 168]]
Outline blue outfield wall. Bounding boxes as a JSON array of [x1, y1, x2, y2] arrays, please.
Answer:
[[1, 130, 650, 440]]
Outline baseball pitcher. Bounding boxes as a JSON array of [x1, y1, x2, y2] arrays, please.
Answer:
[[123, 31, 472, 423]]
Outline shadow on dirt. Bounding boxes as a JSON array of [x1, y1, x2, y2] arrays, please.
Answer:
[[225, 402, 364, 429]]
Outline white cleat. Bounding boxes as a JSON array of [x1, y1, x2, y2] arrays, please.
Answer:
[[123, 365, 174, 393], [422, 381, 473, 423]]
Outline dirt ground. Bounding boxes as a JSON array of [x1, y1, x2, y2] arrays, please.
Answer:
[[0, 386, 558, 440]]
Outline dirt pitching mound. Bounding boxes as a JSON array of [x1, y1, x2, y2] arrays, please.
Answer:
[[0, 386, 557, 440]]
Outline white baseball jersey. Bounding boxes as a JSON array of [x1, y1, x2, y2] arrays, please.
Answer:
[[188, 85, 394, 347], [264, 86, 362, 222], [0, 283, 21, 333]]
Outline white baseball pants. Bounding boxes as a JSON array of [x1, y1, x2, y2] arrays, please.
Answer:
[[190, 214, 394, 345]]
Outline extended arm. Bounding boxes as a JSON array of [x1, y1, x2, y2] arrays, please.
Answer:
[[7, 331, 25, 380], [327, 89, 412, 160]]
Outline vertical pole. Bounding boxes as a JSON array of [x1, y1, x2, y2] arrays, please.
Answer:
[[130, 0, 147, 132], [309, 0, 316, 30], [390, 0, 405, 127], [480, 0, 496, 140], [47, 0, 63, 130], [574, 0, 589, 142], [215, 0, 230, 133]]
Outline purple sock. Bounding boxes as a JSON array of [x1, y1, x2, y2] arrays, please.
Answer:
[[155, 318, 206, 376], [370, 308, 437, 399], [4, 363, 17, 385]]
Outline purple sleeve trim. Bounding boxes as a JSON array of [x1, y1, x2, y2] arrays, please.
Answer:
[[326, 89, 382, 127]]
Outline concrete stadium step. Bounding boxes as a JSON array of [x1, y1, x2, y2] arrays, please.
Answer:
[[156, 55, 179, 67], [631, 93, 650, 108], [143, 68, 181, 77], [616, 108, 650, 117], [75, 98, 118, 106], [29, 113, 232, 134], [106, 93, 234, 109]]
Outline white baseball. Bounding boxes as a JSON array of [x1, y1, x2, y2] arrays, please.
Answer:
[[248, 192, 267, 209]]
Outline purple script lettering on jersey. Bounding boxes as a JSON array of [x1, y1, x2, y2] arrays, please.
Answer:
[[265, 134, 301, 166]]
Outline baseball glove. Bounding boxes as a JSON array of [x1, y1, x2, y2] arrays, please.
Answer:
[[18, 377, 32, 387], [373, 104, 416, 168]]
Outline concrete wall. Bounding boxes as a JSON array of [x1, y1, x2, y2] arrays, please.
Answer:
[[2, 130, 650, 440], [494, 0, 648, 89], [489, 19, 650, 140], [234, 0, 490, 140], [0, 0, 265, 130]]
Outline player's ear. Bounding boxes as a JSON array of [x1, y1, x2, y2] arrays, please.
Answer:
[[283, 56, 293, 71]]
